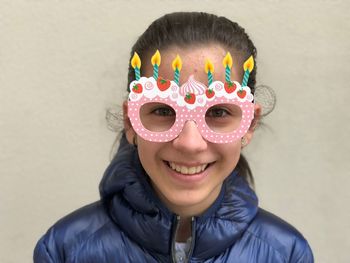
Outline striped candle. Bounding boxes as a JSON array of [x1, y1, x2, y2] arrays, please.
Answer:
[[205, 59, 214, 86], [242, 55, 254, 87], [172, 55, 182, 85], [131, 52, 141, 81], [151, 50, 161, 80], [223, 52, 233, 82]]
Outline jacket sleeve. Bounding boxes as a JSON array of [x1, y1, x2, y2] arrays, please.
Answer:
[[291, 238, 314, 263], [33, 235, 57, 263]]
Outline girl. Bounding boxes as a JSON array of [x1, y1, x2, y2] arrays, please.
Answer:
[[34, 12, 313, 262]]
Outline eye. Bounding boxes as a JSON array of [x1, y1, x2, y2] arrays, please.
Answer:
[[206, 107, 230, 118], [140, 103, 176, 132], [205, 104, 243, 133], [151, 106, 175, 117]]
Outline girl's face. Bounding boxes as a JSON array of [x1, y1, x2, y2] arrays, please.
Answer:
[[124, 44, 259, 216]]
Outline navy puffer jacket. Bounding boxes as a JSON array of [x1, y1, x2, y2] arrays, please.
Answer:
[[34, 136, 314, 262]]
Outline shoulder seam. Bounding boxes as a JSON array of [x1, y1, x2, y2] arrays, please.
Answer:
[[244, 229, 287, 262], [68, 217, 112, 262]]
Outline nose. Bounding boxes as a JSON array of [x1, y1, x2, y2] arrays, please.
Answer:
[[172, 120, 208, 153]]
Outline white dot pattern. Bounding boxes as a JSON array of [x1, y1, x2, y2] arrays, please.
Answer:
[[128, 96, 254, 144], [128, 77, 254, 143]]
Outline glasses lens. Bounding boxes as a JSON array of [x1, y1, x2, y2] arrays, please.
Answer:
[[140, 102, 176, 132], [205, 104, 242, 133]]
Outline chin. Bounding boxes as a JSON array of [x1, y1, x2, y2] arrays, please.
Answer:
[[157, 184, 223, 216]]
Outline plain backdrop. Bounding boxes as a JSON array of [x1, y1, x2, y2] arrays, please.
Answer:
[[1, 0, 349, 262]]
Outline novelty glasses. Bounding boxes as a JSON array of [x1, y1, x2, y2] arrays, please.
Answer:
[[128, 76, 254, 143]]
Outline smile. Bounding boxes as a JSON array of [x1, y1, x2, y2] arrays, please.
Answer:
[[167, 162, 209, 175]]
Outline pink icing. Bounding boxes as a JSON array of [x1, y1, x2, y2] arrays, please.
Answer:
[[179, 75, 206, 96], [144, 80, 154, 90]]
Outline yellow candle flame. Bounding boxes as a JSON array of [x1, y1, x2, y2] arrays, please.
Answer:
[[131, 52, 141, 69], [172, 55, 182, 71], [243, 55, 254, 72], [205, 59, 214, 73], [151, 50, 161, 66], [223, 52, 233, 68]]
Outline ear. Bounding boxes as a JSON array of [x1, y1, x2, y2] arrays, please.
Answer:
[[123, 101, 136, 145], [243, 103, 262, 145]]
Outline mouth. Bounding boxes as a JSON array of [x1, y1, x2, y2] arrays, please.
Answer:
[[166, 161, 211, 175]]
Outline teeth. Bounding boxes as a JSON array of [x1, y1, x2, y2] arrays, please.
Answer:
[[188, 167, 196, 174], [168, 162, 208, 175]]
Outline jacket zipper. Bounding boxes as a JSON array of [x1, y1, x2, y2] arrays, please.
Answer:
[[171, 215, 180, 263], [171, 216, 196, 263], [185, 217, 196, 263]]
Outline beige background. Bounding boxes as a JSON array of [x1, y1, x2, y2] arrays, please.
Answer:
[[1, 0, 349, 262]]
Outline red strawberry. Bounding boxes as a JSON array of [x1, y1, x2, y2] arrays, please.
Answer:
[[184, 93, 196, 104], [224, 81, 237, 93], [237, 89, 247, 99], [132, 83, 143, 93], [205, 89, 215, 99], [157, 77, 171, 91]]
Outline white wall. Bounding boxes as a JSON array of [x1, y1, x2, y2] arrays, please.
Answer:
[[1, 0, 349, 262]]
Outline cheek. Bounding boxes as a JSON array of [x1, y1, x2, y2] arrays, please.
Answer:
[[218, 141, 241, 156], [138, 141, 155, 160], [215, 142, 242, 167], [137, 140, 164, 169]]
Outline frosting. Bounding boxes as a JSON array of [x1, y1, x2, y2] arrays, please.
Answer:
[[128, 76, 254, 143]]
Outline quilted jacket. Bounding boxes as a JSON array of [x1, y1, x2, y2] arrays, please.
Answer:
[[34, 136, 314, 262]]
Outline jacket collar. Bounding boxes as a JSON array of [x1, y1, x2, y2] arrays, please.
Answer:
[[99, 134, 258, 259]]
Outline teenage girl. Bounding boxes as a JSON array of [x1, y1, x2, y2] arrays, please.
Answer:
[[34, 12, 314, 263]]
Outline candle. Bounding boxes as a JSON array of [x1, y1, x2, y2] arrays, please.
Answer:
[[131, 52, 141, 80], [223, 52, 233, 82], [242, 55, 254, 87], [172, 55, 182, 85], [205, 59, 214, 86], [151, 50, 161, 80]]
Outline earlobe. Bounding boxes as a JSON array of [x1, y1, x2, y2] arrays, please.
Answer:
[[241, 137, 248, 147], [123, 101, 136, 144]]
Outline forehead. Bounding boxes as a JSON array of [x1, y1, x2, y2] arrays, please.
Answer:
[[143, 44, 243, 84]]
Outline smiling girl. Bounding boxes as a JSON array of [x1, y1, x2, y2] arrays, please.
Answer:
[[34, 12, 314, 263]]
